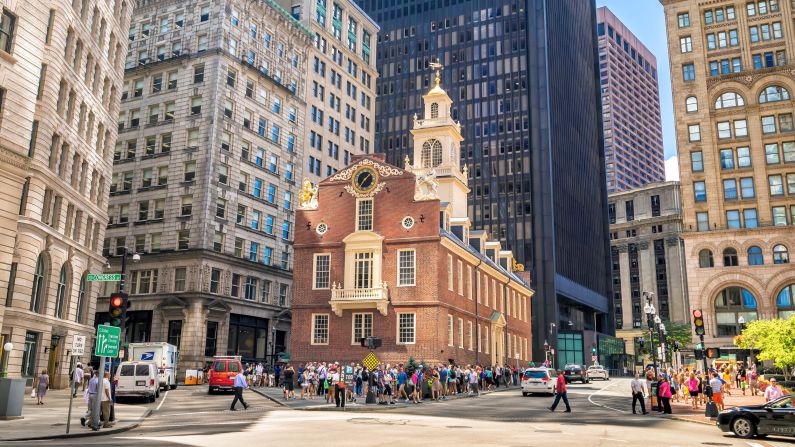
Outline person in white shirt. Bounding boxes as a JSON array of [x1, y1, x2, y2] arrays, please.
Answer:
[[100, 372, 112, 428], [72, 363, 84, 398], [230, 371, 249, 410], [630, 373, 647, 414], [764, 378, 784, 402]]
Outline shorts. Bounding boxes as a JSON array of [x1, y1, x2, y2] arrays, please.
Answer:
[[712, 392, 723, 405], [689, 390, 699, 397], [284, 382, 294, 391], [301, 382, 309, 388], [384, 385, 392, 395]]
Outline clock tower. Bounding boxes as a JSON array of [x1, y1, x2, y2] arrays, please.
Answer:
[[408, 64, 470, 224]]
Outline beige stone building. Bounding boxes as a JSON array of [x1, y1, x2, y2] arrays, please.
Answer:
[[661, 0, 795, 357], [101, 0, 312, 372], [608, 182, 689, 363], [0, 0, 131, 386], [281, 0, 378, 181]]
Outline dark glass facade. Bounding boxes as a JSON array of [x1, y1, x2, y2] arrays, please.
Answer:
[[358, 0, 613, 361]]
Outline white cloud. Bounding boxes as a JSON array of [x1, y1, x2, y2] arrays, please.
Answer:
[[665, 156, 680, 181]]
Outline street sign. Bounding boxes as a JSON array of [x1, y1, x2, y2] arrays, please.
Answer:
[[94, 325, 121, 357], [87, 273, 122, 282], [362, 351, 379, 370], [72, 335, 86, 356]]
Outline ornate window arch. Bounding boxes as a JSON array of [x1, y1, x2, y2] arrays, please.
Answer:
[[759, 85, 790, 103], [75, 271, 90, 324], [773, 244, 790, 264], [714, 91, 745, 109], [421, 139, 443, 168], [747, 246, 764, 265], [715, 286, 757, 336], [699, 249, 714, 268], [54, 262, 71, 319], [430, 102, 439, 118], [777, 284, 795, 319], [722, 247, 739, 266], [30, 254, 47, 313]]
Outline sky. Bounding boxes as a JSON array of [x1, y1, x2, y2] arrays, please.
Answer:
[[595, 0, 680, 180]]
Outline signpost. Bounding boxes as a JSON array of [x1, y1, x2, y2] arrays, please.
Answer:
[[90, 325, 120, 430], [87, 273, 122, 282], [66, 334, 87, 434]]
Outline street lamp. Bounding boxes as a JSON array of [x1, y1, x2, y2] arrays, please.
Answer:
[[643, 292, 658, 377], [1, 342, 12, 378]]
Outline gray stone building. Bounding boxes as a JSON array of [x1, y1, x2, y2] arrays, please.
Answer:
[[102, 0, 313, 371], [0, 0, 131, 387], [608, 181, 689, 362]]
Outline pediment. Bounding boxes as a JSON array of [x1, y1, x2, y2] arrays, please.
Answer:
[[324, 158, 405, 184]]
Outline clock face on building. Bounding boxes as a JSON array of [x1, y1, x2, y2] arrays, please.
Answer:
[[352, 167, 379, 194]]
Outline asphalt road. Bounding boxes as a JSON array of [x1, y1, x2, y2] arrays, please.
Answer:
[[7, 380, 792, 447]]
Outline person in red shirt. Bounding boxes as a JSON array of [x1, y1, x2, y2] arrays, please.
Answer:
[[549, 373, 571, 412]]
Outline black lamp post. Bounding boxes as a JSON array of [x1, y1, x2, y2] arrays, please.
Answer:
[[643, 292, 658, 378]]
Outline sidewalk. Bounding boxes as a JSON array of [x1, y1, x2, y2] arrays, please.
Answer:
[[0, 386, 150, 441], [251, 383, 522, 411], [664, 389, 765, 425]]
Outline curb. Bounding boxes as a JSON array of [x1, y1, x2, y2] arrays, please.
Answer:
[[250, 388, 288, 407], [4, 409, 152, 442]]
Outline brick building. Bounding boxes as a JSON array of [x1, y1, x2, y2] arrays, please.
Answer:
[[291, 75, 533, 366]]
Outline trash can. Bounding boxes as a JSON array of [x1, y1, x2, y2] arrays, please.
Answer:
[[649, 380, 659, 409], [0, 378, 26, 420]]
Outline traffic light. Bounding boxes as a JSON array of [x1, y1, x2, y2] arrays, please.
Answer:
[[706, 347, 721, 359], [693, 309, 705, 336], [108, 292, 129, 328], [694, 349, 704, 360]]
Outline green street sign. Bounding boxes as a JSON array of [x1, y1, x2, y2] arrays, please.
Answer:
[[87, 273, 122, 282], [95, 325, 121, 357]]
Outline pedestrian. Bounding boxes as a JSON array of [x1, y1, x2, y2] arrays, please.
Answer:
[[34, 369, 49, 405], [467, 367, 479, 397], [764, 378, 784, 402], [749, 367, 758, 396], [332, 367, 346, 408], [83, 364, 92, 391], [81, 370, 99, 428], [549, 372, 571, 412], [659, 377, 673, 414], [397, 365, 408, 402], [709, 372, 724, 411], [630, 373, 647, 414], [72, 363, 84, 398], [230, 370, 249, 410], [100, 371, 112, 428], [283, 364, 295, 399], [687, 372, 700, 409]]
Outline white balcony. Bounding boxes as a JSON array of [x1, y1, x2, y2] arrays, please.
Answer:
[[329, 282, 389, 316]]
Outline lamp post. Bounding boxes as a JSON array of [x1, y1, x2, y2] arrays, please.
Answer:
[[643, 292, 658, 378], [1, 342, 12, 378]]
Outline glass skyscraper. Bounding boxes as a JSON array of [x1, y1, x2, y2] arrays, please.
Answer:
[[357, 0, 614, 363]]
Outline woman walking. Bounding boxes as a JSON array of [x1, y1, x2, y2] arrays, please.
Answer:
[[659, 377, 673, 414], [34, 369, 49, 405], [687, 373, 700, 409]]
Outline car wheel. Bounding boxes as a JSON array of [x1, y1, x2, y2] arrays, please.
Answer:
[[170, 381, 177, 390], [149, 393, 156, 403], [155, 389, 160, 399], [522, 392, 529, 396], [731, 416, 756, 439], [208, 387, 214, 395]]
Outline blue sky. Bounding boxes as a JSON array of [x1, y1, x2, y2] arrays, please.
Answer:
[[595, 0, 678, 172]]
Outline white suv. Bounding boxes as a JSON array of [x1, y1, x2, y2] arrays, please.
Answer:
[[521, 368, 557, 396], [115, 361, 159, 402], [586, 365, 609, 381]]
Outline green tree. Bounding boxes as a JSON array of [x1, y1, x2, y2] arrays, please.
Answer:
[[735, 316, 795, 380], [405, 357, 419, 376]]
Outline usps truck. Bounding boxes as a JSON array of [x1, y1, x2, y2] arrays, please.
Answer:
[[128, 342, 179, 390]]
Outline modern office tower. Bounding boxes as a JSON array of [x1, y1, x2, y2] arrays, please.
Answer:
[[597, 6, 666, 193], [283, 0, 379, 182], [608, 182, 689, 367], [0, 0, 131, 387], [661, 0, 795, 358], [357, 0, 615, 366], [102, 0, 312, 371]]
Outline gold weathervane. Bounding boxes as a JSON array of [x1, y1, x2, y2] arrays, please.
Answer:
[[429, 61, 443, 87]]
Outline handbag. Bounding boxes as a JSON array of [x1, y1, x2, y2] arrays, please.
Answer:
[[30, 388, 36, 398]]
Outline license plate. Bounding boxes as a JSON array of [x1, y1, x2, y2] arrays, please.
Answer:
[[136, 380, 145, 386]]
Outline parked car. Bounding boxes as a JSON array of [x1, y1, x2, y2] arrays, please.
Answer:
[[586, 365, 609, 381], [521, 368, 557, 395], [115, 361, 159, 402], [207, 356, 243, 394], [717, 394, 795, 439], [562, 364, 590, 384]]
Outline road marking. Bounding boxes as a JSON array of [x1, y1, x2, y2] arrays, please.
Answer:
[[156, 390, 169, 411], [587, 380, 628, 413], [599, 437, 628, 443], [746, 443, 766, 447]]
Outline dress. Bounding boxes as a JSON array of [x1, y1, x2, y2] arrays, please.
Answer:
[[37, 373, 49, 397]]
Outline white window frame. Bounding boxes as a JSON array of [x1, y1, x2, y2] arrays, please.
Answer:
[[467, 265, 473, 300], [356, 198, 373, 231], [311, 313, 329, 345], [447, 254, 453, 291], [313, 253, 331, 290], [458, 317, 464, 348], [467, 321, 473, 350], [351, 312, 373, 345], [457, 260, 463, 295], [397, 312, 416, 344], [447, 315, 453, 346], [397, 249, 416, 286]]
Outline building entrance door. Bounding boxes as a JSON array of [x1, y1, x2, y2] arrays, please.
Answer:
[[46, 336, 61, 385]]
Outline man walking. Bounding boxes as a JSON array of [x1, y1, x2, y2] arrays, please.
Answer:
[[72, 363, 84, 398], [100, 371, 112, 428], [81, 370, 98, 428], [230, 371, 249, 411], [631, 373, 648, 414], [549, 372, 571, 412]]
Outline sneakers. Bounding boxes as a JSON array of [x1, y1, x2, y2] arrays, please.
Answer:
[[548, 407, 554, 412], [80, 417, 86, 427]]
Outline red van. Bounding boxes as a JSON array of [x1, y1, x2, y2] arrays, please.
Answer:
[[208, 356, 243, 394]]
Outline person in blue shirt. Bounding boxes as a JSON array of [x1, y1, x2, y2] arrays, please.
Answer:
[[439, 366, 448, 400], [397, 366, 408, 401], [230, 371, 250, 410]]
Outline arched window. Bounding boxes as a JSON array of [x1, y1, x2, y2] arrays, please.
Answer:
[[421, 139, 442, 168], [714, 91, 745, 109], [715, 286, 758, 336], [54, 263, 70, 319], [759, 85, 790, 103], [773, 244, 790, 264], [699, 249, 714, 268], [30, 254, 47, 313], [75, 272, 89, 324], [686, 96, 698, 112], [747, 246, 764, 265], [723, 248, 738, 266], [777, 284, 795, 319], [430, 102, 439, 118]]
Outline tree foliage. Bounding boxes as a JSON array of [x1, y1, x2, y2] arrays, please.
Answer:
[[735, 316, 795, 380]]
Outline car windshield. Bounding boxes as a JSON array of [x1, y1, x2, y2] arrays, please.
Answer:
[[213, 362, 227, 372], [524, 371, 548, 379]]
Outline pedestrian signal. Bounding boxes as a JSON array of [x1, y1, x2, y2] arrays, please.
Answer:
[[706, 347, 721, 359]]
